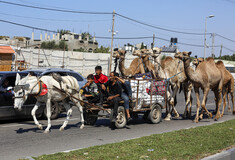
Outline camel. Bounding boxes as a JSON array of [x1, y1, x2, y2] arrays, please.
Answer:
[[113, 49, 145, 76], [133, 49, 156, 78], [215, 61, 235, 116], [193, 57, 235, 116], [175, 52, 224, 122], [135, 48, 193, 120]]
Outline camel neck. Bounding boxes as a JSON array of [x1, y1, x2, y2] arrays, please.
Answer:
[[183, 58, 199, 83], [119, 58, 126, 76]]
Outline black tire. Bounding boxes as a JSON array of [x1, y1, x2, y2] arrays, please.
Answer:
[[148, 103, 162, 124], [83, 110, 98, 125], [43, 101, 60, 120], [114, 106, 127, 129]]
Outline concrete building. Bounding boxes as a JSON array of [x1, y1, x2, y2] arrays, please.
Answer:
[[0, 31, 98, 52]]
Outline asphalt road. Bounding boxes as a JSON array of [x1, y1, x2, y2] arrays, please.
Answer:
[[0, 91, 235, 160]]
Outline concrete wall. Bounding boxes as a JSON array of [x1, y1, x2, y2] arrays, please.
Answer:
[[14, 49, 136, 77]]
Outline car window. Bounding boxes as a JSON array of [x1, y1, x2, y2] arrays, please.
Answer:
[[70, 73, 83, 81], [0, 75, 3, 81], [43, 72, 69, 76], [2, 76, 17, 87]]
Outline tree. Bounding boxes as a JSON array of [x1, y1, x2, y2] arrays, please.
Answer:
[[94, 45, 110, 53], [59, 41, 68, 50], [57, 29, 71, 39], [140, 42, 145, 49], [81, 32, 92, 40]]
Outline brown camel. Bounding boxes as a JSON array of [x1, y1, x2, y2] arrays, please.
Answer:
[[135, 48, 193, 120], [175, 52, 224, 122], [133, 49, 156, 78], [215, 61, 235, 116], [113, 49, 145, 76], [193, 57, 235, 116]]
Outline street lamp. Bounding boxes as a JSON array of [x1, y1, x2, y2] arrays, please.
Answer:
[[204, 15, 215, 59]]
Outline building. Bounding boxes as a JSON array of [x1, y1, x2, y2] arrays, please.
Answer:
[[0, 31, 98, 52], [0, 46, 15, 71], [161, 46, 179, 57]]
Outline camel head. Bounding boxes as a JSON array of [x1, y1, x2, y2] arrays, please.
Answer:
[[192, 57, 204, 66], [151, 47, 162, 59], [113, 49, 126, 59], [174, 51, 192, 61]]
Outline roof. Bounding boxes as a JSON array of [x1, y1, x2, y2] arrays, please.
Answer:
[[0, 46, 15, 54]]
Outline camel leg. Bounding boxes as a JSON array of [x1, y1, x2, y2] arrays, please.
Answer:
[[201, 88, 212, 119], [44, 99, 52, 133], [214, 87, 223, 120], [183, 83, 193, 119], [231, 92, 235, 115], [221, 87, 227, 117], [60, 100, 72, 131], [227, 92, 231, 112], [194, 88, 201, 123], [31, 101, 43, 130], [170, 84, 180, 118], [164, 89, 172, 121]]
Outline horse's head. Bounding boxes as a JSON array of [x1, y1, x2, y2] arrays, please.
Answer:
[[14, 73, 31, 111]]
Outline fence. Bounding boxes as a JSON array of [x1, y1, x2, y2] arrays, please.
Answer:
[[14, 48, 137, 77]]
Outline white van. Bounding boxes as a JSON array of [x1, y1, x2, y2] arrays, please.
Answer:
[[224, 64, 235, 85]]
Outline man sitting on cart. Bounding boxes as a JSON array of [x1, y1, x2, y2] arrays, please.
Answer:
[[80, 74, 100, 104], [102, 72, 122, 122], [94, 66, 108, 105], [115, 73, 132, 121]]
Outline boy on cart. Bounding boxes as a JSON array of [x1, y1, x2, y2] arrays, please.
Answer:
[[80, 74, 100, 104]]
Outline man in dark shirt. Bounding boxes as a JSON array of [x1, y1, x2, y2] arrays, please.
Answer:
[[102, 72, 122, 122]]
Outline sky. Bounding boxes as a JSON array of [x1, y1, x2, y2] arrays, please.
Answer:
[[0, 0, 235, 57]]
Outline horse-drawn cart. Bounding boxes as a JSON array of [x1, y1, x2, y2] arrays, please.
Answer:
[[82, 78, 167, 128]]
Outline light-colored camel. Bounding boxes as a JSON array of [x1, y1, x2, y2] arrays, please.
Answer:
[[215, 61, 235, 116], [135, 48, 193, 120], [175, 52, 224, 122], [133, 49, 156, 78], [193, 57, 235, 116], [113, 50, 145, 76]]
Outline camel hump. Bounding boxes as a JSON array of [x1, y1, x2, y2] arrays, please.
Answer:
[[165, 56, 173, 61], [216, 60, 224, 65], [206, 57, 214, 61]]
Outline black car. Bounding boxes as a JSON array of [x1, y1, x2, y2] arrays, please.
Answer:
[[0, 68, 86, 121]]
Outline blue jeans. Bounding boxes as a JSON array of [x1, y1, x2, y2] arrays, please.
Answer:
[[123, 81, 132, 97], [121, 81, 132, 110]]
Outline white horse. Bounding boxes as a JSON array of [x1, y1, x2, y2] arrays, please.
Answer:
[[13, 73, 84, 133]]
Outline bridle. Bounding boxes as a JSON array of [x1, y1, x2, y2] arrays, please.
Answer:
[[13, 78, 45, 99]]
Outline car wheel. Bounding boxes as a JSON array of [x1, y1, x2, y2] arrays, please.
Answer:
[[43, 101, 60, 120]]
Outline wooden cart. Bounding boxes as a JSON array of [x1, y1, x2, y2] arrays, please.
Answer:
[[83, 78, 167, 129]]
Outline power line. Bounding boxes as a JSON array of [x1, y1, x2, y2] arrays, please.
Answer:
[[215, 33, 235, 43], [0, 19, 57, 32], [115, 13, 210, 36], [0, 12, 111, 22], [0, 0, 112, 15], [223, 46, 235, 53]]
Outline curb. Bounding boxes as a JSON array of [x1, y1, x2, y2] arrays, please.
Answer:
[[202, 147, 235, 160]]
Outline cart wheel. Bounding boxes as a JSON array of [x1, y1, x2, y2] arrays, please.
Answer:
[[114, 106, 127, 129], [83, 110, 98, 125], [148, 103, 162, 124]]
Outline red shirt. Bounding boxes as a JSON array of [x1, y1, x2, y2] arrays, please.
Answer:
[[94, 73, 108, 84]]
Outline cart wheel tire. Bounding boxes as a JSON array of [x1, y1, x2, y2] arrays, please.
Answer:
[[148, 103, 162, 124], [43, 101, 60, 120], [83, 111, 98, 125], [115, 106, 127, 129]]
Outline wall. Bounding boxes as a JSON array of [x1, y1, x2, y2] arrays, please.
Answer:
[[14, 49, 137, 77]]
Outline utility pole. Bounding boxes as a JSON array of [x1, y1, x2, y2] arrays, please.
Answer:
[[219, 44, 223, 59], [152, 34, 155, 49], [109, 10, 115, 75], [38, 44, 40, 68], [211, 33, 215, 58]]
